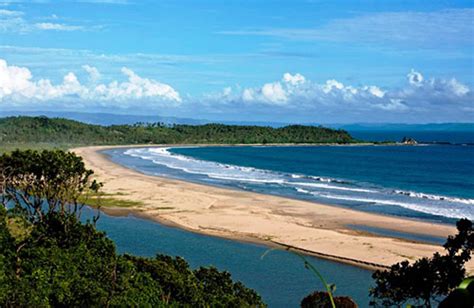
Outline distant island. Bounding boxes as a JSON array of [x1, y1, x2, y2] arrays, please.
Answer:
[[0, 116, 355, 152]]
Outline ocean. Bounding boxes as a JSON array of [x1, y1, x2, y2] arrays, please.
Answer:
[[100, 131, 473, 306], [107, 142, 473, 223], [349, 130, 474, 145]]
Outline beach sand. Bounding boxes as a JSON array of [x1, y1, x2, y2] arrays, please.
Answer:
[[73, 145, 474, 272]]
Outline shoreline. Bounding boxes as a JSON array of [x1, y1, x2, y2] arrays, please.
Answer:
[[98, 206, 390, 271], [73, 145, 474, 273]]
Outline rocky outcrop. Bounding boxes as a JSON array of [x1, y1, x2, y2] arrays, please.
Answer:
[[401, 137, 418, 145]]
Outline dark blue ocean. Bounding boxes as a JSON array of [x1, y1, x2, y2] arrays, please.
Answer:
[[349, 130, 474, 144], [108, 142, 473, 223]]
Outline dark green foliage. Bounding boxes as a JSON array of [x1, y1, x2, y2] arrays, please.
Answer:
[[0, 149, 101, 221], [439, 276, 474, 308], [0, 116, 355, 147], [0, 149, 265, 307], [370, 219, 473, 307], [300, 291, 357, 308]]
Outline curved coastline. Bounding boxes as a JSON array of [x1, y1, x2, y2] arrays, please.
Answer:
[[72, 145, 474, 273]]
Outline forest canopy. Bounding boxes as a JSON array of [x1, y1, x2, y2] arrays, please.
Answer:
[[0, 116, 355, 149]]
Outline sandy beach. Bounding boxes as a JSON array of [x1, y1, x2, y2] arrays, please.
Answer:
[[73, 145, 474, 273]]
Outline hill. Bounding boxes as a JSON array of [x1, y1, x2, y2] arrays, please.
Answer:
[[0, 116, 355, 149], [333, 123, 474, 132]]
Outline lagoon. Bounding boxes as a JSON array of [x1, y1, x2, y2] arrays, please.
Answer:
[[86, 207, 373, 307]]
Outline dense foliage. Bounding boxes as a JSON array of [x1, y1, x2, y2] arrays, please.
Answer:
[[439, 277, 474, 307], [370, 218, 473, 307], [0, 116, 354, 147], [300, 291, 357, 308], [0, 149, 265, 307]]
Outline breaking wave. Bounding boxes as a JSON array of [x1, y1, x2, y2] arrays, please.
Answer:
[[393, 190, 474, 205], [123, 147, 474, 220]]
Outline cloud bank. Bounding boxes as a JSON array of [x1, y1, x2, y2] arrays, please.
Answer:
[[0, 59, 181, 106], [207, 71, 471, 115], [0, 58, 472, 122]]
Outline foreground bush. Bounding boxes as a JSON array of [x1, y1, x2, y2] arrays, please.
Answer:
[[0, 149, 265, 307], [301, 291, 357, 308], [370, 218, 473, 307]]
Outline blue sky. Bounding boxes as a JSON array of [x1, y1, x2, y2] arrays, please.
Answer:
[[0, 0, 473, 123]]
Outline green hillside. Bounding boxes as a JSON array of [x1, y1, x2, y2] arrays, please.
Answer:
[[0, 116, 355, 150]]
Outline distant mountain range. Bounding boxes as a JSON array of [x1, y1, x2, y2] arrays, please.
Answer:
[[331, 123, 474, 132], [1, 110, 473, 132], [0, 110, 207, 126]]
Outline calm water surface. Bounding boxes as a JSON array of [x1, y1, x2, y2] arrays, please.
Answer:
[[85, 208, 373, 307]]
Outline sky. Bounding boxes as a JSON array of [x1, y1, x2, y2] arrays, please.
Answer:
[[0, 0, 473, 123]]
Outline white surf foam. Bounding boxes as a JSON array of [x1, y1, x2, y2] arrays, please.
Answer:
[[125, 147, 286, 184], [291, 182, 377, 193], [291, 174, 348, 184], [123, 147, 474, 220], [315, 193, 474, 220], [393, 190, 474, 205]]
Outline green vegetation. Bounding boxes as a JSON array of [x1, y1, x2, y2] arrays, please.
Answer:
[[0, 149, 265, 307], [0, 116, 355, 151], [301, 291, 357, 308], [439, 277, 474, 307], [370, 219, 473, 307], [77, 192, 144, 208]]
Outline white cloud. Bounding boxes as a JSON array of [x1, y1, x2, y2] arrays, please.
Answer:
[[1, 57, 471, 121], [375, 99, 408, 111], [0, 9, 22, 16], [446, 79, 469, 97], [261, 82, 287, 104], [365, 86, 385, 98], [0, 9, 27, 32], [82, 65, 101, 82], [219, 9, 474, 49], [222, 87, 232, 96], [242, 88, 254, 102], [283, 72, 305, 86], [395, 70, 471, 109], [322, 79, 344, 94], [407, 69, 424, 86], [403, 70, 470, 98], [0, 9, 87, 33], [212, 70, 471, 114], [34, 22, 84, 31], [241, 73, 309, 105], [0, 58, 181, 105]]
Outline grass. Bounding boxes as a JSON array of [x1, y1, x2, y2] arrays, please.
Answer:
[[0, 142, 76, 154], [78, 192, 144, 208]]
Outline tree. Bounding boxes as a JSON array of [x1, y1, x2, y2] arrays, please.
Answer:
[[301, 291, 357, 308], [0, 149, 265, 307], [0, 116, 355, 148], [0, 149, 101, 221], [370, 219, 473, 307]]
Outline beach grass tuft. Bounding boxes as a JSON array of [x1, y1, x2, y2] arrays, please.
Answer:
[[79, 192, 144, 208]]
